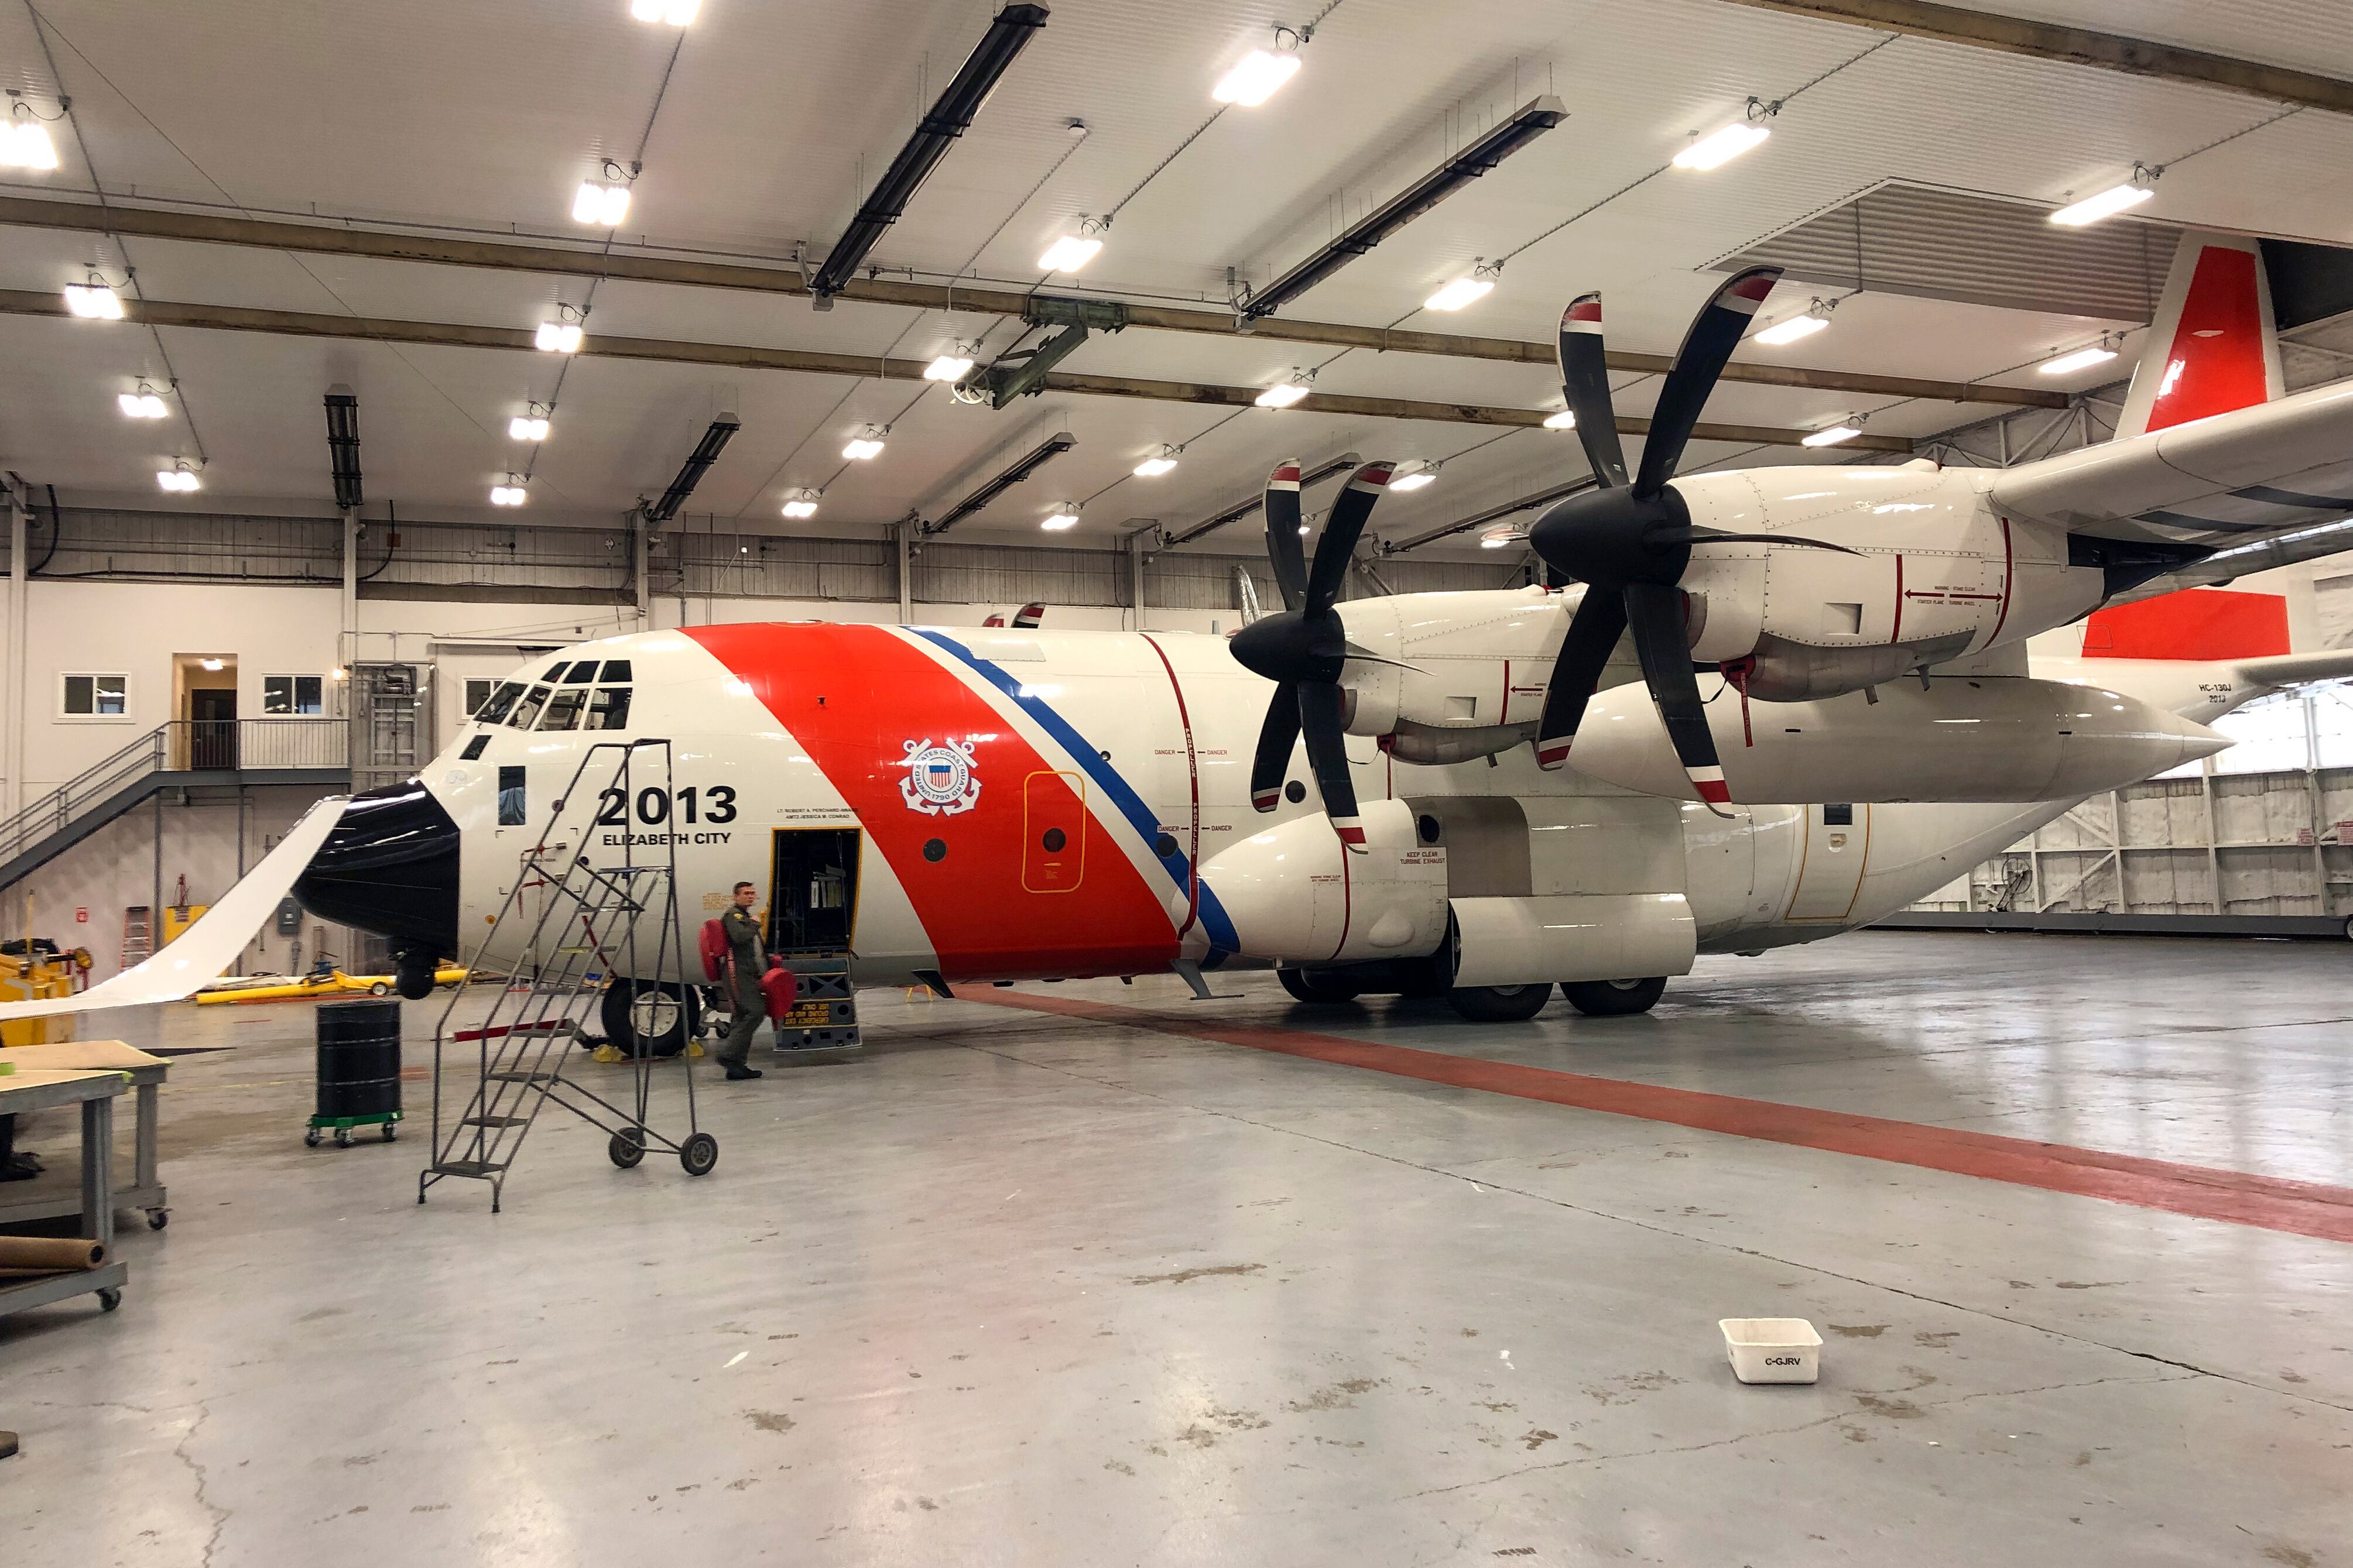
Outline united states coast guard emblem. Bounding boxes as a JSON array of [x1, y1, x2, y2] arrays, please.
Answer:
[[899, 737, 982, 816]]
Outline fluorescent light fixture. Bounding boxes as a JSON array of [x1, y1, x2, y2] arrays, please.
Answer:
[[2, 120, 59, 170], [1389, 466, 1437, 492], [1213, 49, 1300, 107], [1800, 424, 1860, 448], [631, 0, 698, 22], [156, 468, 200, 492], [1133, 451, 1179, 478], [199, 657, 225, 671], [490, 483, 527, 506], [1542, 409, 1576, 431], [509, 414, 551, 441], [118, 392, 168, 418], [2038, 344, 2119, 376], [1041, 510, 1080, 531], [1423, 275, 1494, 312], [924, 353, 975, 382], [1673, 120, 1770, 171], [1037, 234, 1103, 273], [781, 493, 819, 519], [2050, 181, 2153, 228], [1256, 378, 1311, 409], [842, 428, 886, 460], [573, 181, 631, 226], [64, 283, 124, 319], [1754, 312, 1829, 346], [1479, 533, 1515, 548], [535, 320, 583, 352]]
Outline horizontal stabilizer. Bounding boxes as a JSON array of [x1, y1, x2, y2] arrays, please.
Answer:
[[2232, 649, 2353, 692], [0, 795, 347, 1020]]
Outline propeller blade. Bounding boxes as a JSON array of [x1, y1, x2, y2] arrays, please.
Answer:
[[1265, 460, 1307, 612], [1297, 681, 1364, 850], [1303, 460, 1393, 615], [1556, 293, 1629, 489], [1656, 526, 1864, 555], [1533, 585, 1629, 770], [1249, 684, 1302, 813], [1632, 265, 1783, 499], [1624, 580, 1731, 813]]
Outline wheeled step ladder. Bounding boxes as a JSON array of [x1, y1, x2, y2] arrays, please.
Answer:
[[418, 739, 713, 1212]]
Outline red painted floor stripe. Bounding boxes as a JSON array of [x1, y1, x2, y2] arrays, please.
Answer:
[[969, 990, 2353, 1246]]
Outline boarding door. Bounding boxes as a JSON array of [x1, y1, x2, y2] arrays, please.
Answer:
[[1784, 804, 1871, 922], [769, 829, 862, 956]]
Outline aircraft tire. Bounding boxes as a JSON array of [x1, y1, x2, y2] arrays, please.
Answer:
[[600, 979, 700, 1058], [1560, 977, 1667, 1017], [1277, 967, 1361, 1004], [1445, 983, 1550, 1023]]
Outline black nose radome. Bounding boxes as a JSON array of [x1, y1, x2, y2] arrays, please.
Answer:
[[294, 780, 460, 965]]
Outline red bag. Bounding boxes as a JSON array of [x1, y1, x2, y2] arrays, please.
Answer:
[[761, 959, 799, 1022], [698, 918, 729, 983]]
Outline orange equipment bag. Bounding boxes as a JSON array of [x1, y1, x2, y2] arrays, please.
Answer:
[[698, 918, 729, 983], [761, 959, 799, 1022]]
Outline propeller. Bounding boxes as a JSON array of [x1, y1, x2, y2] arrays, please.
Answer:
[[1528, 266, 1856, 812], [1231, 458, 1395, 851]]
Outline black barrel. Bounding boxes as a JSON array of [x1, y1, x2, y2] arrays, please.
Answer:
[[316, 998, 402, 1120]]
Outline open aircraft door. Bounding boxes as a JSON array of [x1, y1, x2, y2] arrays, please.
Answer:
[[769, 828, 862, 955], [1784, 804, 1871, 922]]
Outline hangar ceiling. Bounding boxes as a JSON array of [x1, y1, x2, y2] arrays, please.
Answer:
[[0, 0, 2348, 557]]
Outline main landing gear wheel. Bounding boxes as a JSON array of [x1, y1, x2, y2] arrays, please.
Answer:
[[600, 979, 700, 1058], [608, 1127, 646, 1169], [1561, 977, 1668, 1017], [679, 1133, 719, 1177], [1277, 967, 1361, 1004], [1446, 983, 1550, 1023]]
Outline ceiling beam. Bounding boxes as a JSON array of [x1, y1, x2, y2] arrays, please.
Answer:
[[0, 195, 2063, 409], [1711, 0, 2353, 116], [0, 288, 1914, 452]]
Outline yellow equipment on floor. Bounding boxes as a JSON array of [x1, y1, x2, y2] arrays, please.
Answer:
[[192, 966, 468, 1006], [0, 945, 89, 1046]]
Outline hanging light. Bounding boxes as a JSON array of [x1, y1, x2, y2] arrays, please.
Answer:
[[924, 348, 977, 382], [842, 425, 888, 461], [2050, 172, 2156, 228], [1212, 47, 1301, 107], [64, 281, 125, 319], [1, 118, 59, 170], [156, 465, 201, 492], [1542, 408, 1576, 430], [1389, 461, 1438, 493], [1424, 259, 1501, 314], [2039, 341, 2121, 376], [572, 180, 632, 227], [1800, 424, 1861, 448], [1038, 232, 1104, 273], [1256, 371, 1313, 409], [1133, 446, 1180, 478], [630, 0, 699, 23], [535, 319, 583, 352], [1478, 525, 1525, 550], [1041, 505, 1080, 531], [1673, 102, 1774, 171], [1755, 299, 1834, 346], [781, 490, 820, 519], [508, 403, 552, 441], [118, 385, 169, 418], [490, 478, 528, 506]]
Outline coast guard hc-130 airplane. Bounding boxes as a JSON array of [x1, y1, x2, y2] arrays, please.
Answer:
[[5, 230, 2349, 1042]]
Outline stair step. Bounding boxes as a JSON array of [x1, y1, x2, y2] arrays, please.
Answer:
[[430, 1159, 508, 1177], [461, 1115, 532, 1128]]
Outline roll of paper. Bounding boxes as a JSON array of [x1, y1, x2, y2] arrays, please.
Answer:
[[0, 1236, 106, 1271]]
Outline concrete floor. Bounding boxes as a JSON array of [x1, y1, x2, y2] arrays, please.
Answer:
[[2, 931, 2349, 1566]]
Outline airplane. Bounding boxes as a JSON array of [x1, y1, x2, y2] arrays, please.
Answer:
[[6, 229, 2350, 1045]]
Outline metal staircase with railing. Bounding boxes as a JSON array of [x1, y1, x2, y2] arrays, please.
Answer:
[[418, 737, 711, 1213], [0, 717, 350, 894]]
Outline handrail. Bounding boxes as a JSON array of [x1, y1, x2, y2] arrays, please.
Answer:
[[0, 717, 350, 868]]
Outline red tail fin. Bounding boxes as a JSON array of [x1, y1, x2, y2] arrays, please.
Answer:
[[2115, 231, 2283, 438]]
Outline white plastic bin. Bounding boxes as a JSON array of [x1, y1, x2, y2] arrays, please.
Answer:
[[1720, 1317, 1823, 1384]]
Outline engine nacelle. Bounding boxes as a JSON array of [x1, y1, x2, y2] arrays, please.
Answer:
[[1199, 800, 1448, 965], [1570, 675, 2227, 804], [1448, 894, 1697, 987], [1332, 590, 1559, 764]]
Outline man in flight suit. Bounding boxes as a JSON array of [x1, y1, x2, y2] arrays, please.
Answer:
[[716, 880, 768, 1081]]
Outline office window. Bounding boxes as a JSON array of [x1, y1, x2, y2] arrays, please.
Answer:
[[498, 766, 527, 826], [465, 679, 496, 716], [263, 674, 324, 716], [61, 673, 128, 717]]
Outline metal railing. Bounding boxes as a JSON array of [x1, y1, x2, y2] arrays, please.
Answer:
[[1, 718, 350, 870]]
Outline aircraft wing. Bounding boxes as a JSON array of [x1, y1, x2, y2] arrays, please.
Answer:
[[1991, 379, 2353, 545], [0, 794, 348, 1021]]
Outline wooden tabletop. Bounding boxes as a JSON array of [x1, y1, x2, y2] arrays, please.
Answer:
[[0, 1068, 129, 1113]]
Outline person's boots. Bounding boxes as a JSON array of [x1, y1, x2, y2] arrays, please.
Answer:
[[723, 1063, 762, 1081]]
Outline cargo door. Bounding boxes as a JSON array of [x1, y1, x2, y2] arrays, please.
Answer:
[[1785, 803, 1871, 921], [1023, 770, 1087, 893]]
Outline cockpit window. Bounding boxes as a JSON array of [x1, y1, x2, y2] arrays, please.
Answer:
[[506, 685, 550, 729], [560, 660, 598, 685], [475, 682, 524, 725], [584, 687, 632, 731], [598, 659, 632, 684], [537, 687, 588, 730]]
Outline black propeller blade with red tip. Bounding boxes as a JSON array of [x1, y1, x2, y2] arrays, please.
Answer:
[[1232, 458, 1395, 850], [1527, 266, 1855, 812]]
